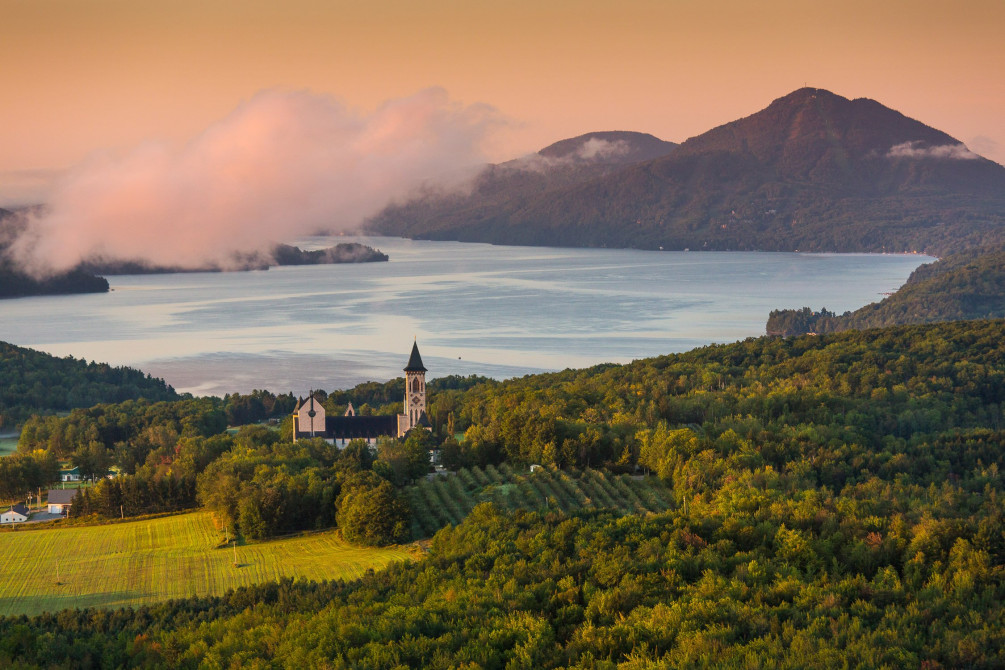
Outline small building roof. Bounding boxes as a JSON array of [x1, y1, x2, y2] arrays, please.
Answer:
[[404, 341, 427, 372], [47, 489, 79, 505], [8, 504, 29, 516]]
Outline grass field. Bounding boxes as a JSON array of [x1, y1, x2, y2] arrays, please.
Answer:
[[407, 464, 673, 538], [0, 511, 414, 616], [0, 436, 18, 457]]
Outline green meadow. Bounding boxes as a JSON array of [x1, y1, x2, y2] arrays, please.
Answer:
[[0, 511, 414, 616], [0, 436, 18, 457]]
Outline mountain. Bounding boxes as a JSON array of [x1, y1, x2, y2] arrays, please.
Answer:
[[368, 131, 677, 242], [368, 88, 1005, 255], [766, 248, 1005, 336]]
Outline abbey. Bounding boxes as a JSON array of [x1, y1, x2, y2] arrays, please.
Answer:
[[292, 341, 431, 445]]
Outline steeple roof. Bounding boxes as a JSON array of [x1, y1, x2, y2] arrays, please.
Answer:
[[404, 341, 427, 372]]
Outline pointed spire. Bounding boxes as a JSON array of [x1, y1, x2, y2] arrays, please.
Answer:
[[404, 340, 427, 372]]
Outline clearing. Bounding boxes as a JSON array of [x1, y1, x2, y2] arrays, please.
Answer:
[[0, 511, 413, 616]]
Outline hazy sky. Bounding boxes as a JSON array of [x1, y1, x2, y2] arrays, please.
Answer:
[[1, 0, 1002, 204]]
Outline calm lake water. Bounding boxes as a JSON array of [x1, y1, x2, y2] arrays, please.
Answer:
[[1, 237, 931, 396]]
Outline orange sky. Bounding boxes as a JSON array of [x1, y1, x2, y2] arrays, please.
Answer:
[[1, 0, 1003, 204]]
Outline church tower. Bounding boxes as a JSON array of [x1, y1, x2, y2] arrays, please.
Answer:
[[401, 340, 428, 434]]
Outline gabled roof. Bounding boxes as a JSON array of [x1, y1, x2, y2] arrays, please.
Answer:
[[404, 341, 427, 372], [325, 415, 398, 440], [416, 410, 432, 428], [47, 489, 79, 505], [8, 504, 29, 516]]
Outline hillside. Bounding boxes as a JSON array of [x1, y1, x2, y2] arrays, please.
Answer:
[[2, 318, 1003, 665], [367, 131, 678, 241], [407, 463, 671, 537], [766, 249, 1005, 335], [0, 340, 177, 429], [368, 88, 1005, 255], [0, 511, 411, 616]]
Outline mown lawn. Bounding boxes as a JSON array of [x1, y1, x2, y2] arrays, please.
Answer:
[[0, 511, 414, 616]]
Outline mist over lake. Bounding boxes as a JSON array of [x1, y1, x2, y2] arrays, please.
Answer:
[[1, 237, 931, 397]]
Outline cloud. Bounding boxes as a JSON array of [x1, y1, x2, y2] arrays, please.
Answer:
[[886, 141, 979, 160], [575, 138, 629, 160], [6, 88, 502, 275]]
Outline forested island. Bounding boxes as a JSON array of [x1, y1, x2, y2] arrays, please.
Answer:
[[1, 317, 1002, 666], [76, 242, 389, 274], [0, 259, 109, 299]]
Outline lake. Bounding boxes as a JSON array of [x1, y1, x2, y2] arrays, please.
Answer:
[[0, 237, 931, 396]]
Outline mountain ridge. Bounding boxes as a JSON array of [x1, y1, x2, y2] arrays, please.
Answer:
[[368, 88, 1005, 255]]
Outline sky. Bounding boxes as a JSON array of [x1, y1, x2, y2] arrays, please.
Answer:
[[1, 0, 1002, 268]]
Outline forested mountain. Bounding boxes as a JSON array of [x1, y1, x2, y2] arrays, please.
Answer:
[[767, 249, 1005, 336], [368, 88, 1005, 255], [0, 341, 177, 429], [2, 319, 1003, 667], [368, 131, 677, 242]]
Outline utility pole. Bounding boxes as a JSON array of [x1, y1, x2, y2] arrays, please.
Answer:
[[233, 537, 238, 567]]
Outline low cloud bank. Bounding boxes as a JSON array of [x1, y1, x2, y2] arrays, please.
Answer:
[[887, 141, 979, 160], [7, 88, 500, 276]]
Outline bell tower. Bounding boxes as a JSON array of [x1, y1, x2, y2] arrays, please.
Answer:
[[402, 340, 427, 432]]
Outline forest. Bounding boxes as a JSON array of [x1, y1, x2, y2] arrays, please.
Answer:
[[0, 342, 177, 429], [767, 249, 1005, 336], [0, 319, 1002, 666]]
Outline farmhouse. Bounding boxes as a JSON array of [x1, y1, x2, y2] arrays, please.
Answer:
[[293, 341, 431, 445], [47, 489, 78, 515], [1, 504, 29, 524], [59, 466, 81, 482]]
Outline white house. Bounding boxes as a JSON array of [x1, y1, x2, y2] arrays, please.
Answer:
[[59, 467, 81, 482], [0, 504, 29, 524], [47, 489, 78, 515]]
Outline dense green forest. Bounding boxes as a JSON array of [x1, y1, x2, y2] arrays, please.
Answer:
[[1, 466, 1002, 666], [1, 319, 1003, 665], [0, 341, 177, 429], [767, 249, 1005, 336]]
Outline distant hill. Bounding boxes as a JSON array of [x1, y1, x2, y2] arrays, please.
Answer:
[[766, 249, 1005, 336], [77, 242, 389, 275], [2, 203, 387, 293], [0, 260, 109, 298], [0, 207, 109, 298], [0, 340, 177, 429], [368, 88, 1005, 255], [368, 131, 678, 242]]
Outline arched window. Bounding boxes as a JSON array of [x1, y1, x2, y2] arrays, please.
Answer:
[[411, 377, 420, 392]]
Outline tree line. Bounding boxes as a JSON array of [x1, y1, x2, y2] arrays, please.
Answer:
[[766, 249, 1005, 336]]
